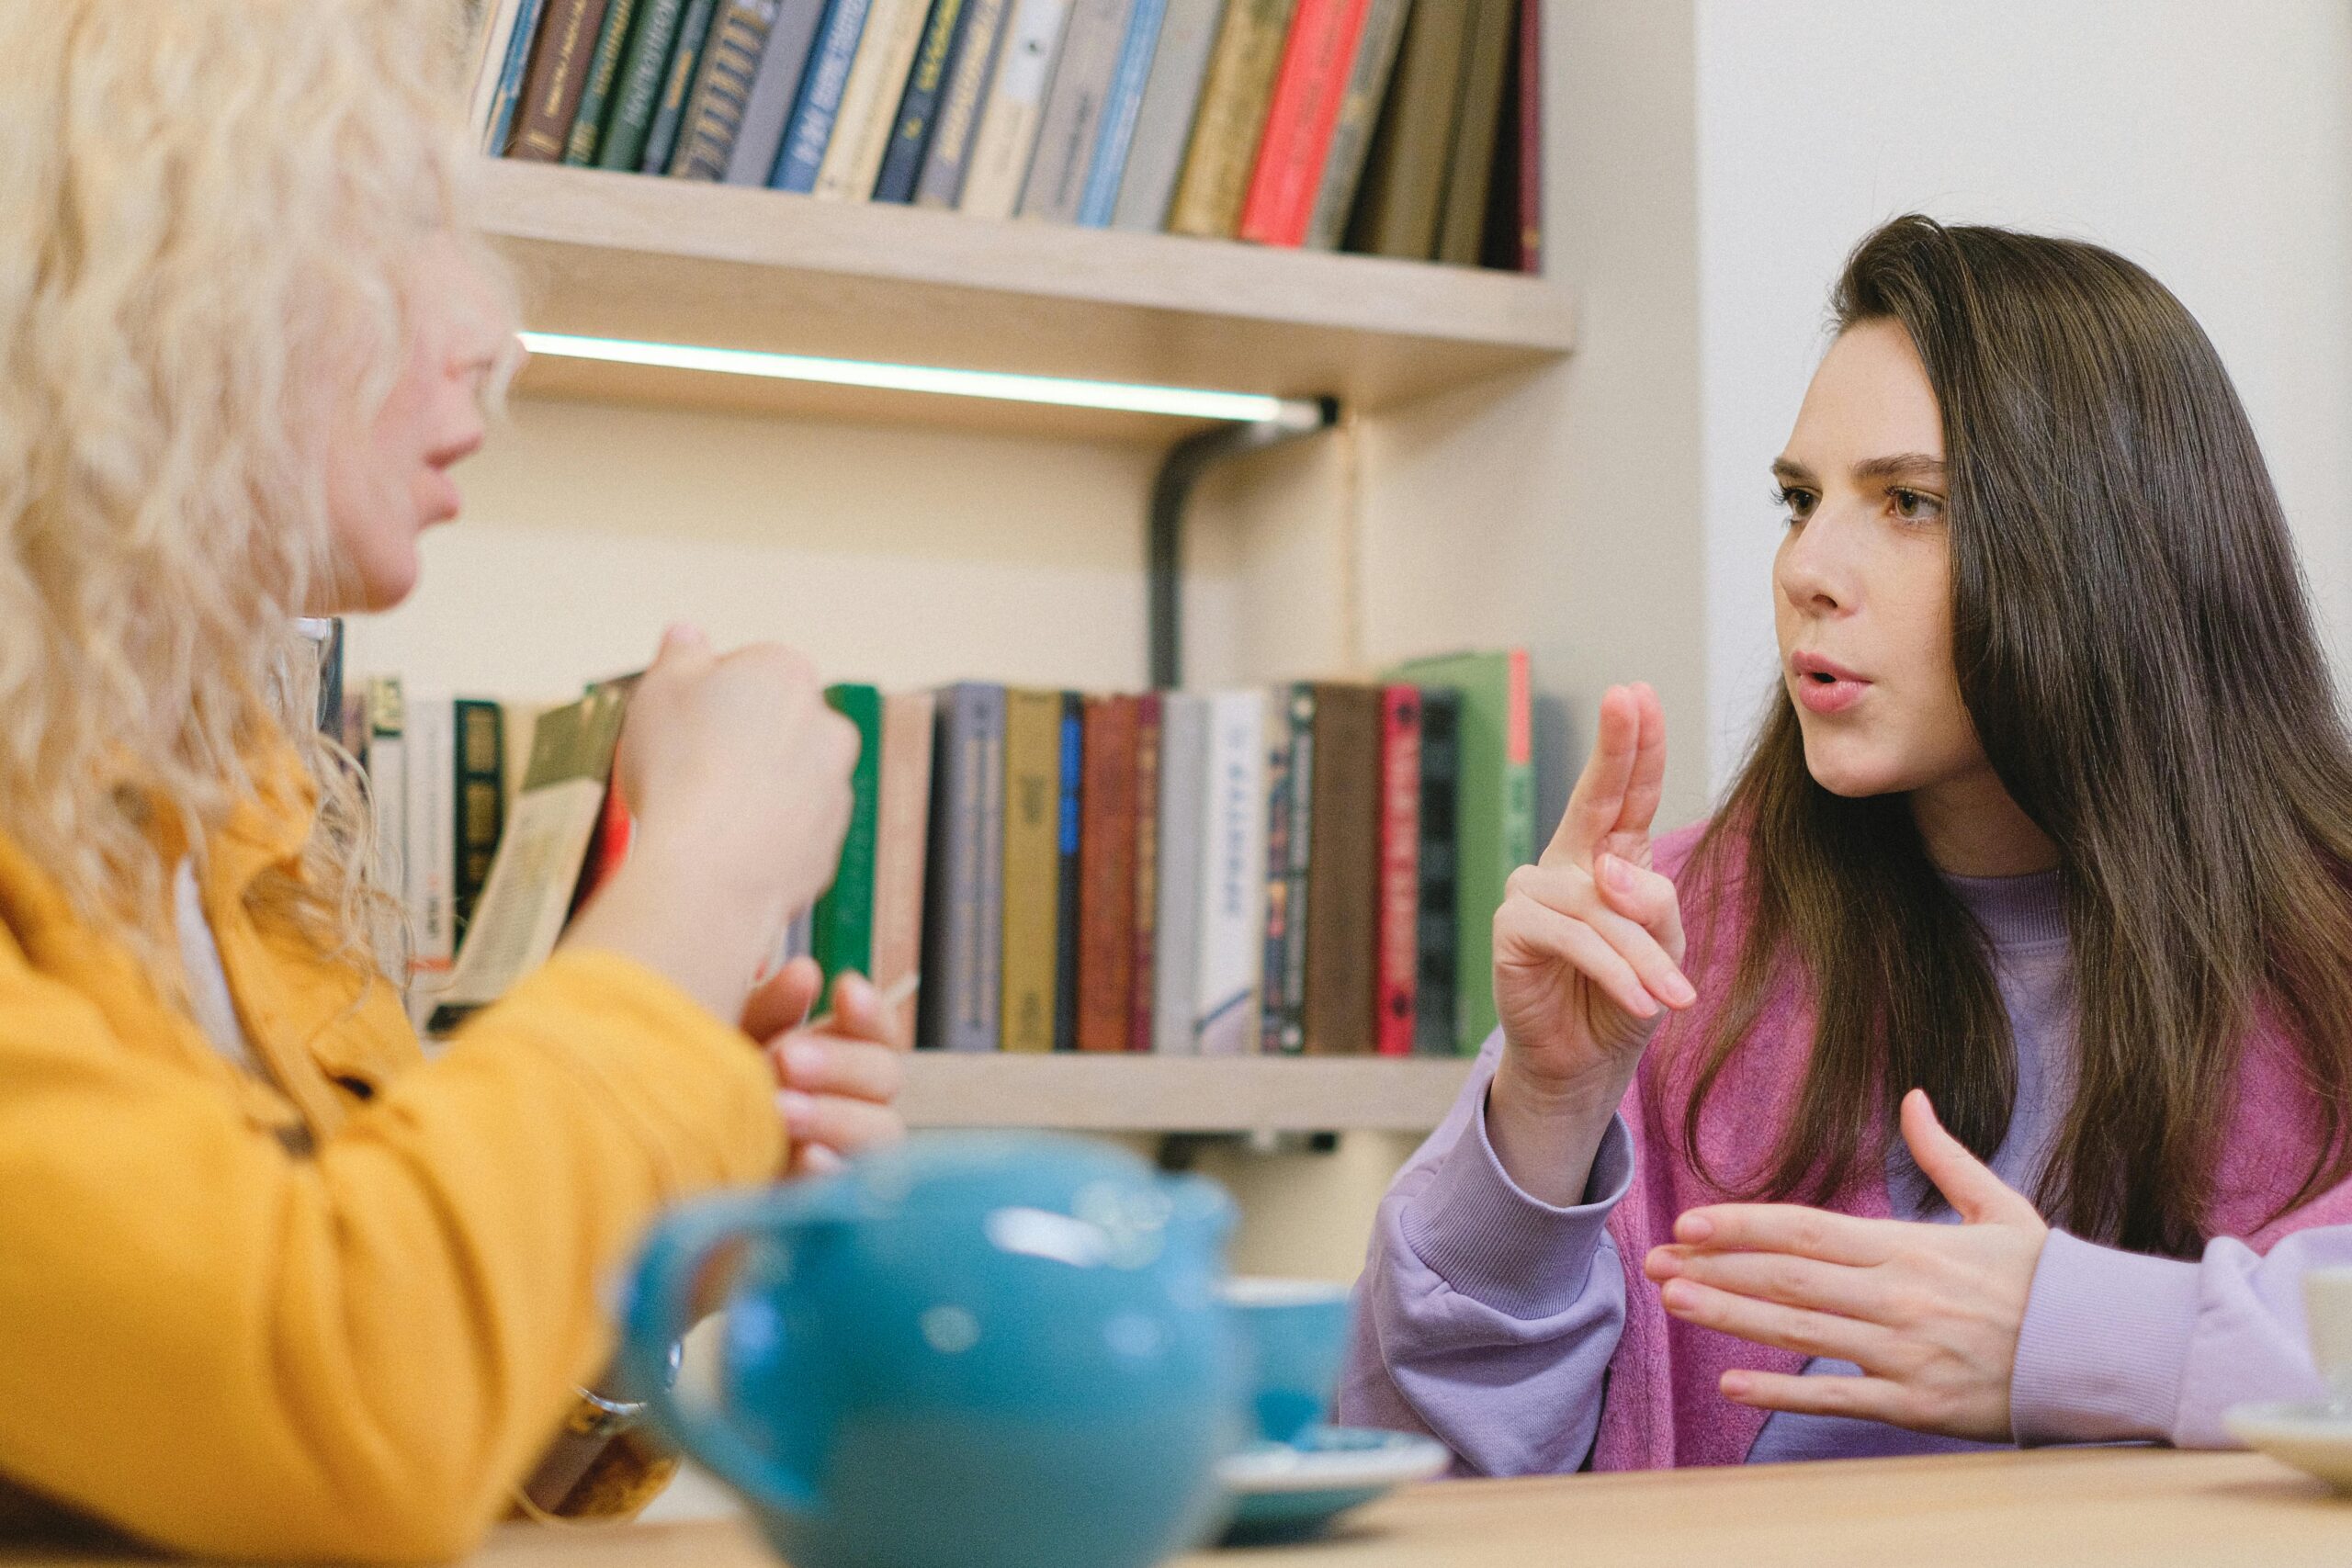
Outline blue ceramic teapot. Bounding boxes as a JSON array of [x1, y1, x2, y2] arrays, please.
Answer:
[[621, 1133, 1250, 1568]]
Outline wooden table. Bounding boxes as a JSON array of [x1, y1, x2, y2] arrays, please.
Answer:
[[8, 1449, 2347, 1567]]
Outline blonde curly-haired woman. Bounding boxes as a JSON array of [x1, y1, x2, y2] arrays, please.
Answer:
[[0, 3, 908, 1558]]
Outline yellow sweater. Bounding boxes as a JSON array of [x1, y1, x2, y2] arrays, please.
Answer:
[[0, 763, 784, 1561]]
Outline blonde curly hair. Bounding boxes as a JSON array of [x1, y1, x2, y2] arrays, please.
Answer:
[[0, 0, 510, 985]]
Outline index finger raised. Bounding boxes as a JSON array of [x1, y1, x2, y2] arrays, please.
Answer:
[[1544, 685, 1640, 868]]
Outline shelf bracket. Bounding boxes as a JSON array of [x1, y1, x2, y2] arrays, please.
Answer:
[[1148, 397, 1340, 689]]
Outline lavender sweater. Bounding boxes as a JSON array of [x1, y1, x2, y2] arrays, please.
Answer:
[[1340, 865, 2350, 1472]]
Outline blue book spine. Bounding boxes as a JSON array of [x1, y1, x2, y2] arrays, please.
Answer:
[[769, 0, 876, 192], [1073, 0, 1165, 227], [641, 0, 720, 170], [486, 0, 552, 152], [872, 0, 973, 203]]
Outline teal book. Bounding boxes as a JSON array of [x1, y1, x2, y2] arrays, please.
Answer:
[[596, 0, 688, 168], [814, 682, 885, 988], [1383, 649, 1532, 1053], [561, 0, 642, 163], [641, 0, 722, 171]]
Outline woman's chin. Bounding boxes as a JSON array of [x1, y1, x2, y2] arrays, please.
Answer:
[[1800, 739, 1909, 799]]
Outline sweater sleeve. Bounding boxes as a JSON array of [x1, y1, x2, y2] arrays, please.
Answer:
[[0, 942, 782, 1562], [2010, 1224, 2352, 1449], [1337, 1036, 1633, 1477]]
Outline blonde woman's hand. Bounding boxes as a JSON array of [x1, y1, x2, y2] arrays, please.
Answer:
[[563, 626, 858, 1022], [741, 959, 910, 1178], [1643, 1091, 2050, 1441], [1487, 682, 1696, 1204]]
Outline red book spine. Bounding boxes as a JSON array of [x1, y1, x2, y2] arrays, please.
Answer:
[[1076, 694, 1140, 1053], [1129, 693, 1162, 1053], [1375, 684, 1422, 1056], [1516, 0, 1542, 273], [1236, 0, 1373, 248]]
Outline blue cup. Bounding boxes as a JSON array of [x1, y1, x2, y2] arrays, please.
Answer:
[[1221, 1278, 1354, 1445], [621, 1134, 1251, 1568]]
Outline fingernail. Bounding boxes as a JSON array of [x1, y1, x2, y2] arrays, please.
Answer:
[[1722, 1371, 1750, 1397], [777, 1089, 814, 1134], [1677, 1213, 1714, 1244], [1598, 853, 1627, 892], [1661, 1280, 1697, 1312], [801, 1145, 845, 1176], [784, 1040, 826, 1078], [1665, 972, 1698, 1008], [1645, 1247, 1679, 1280]]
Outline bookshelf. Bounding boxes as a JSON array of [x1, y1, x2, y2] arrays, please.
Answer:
[[898, 1053, 1476, 1134], [475, 160, 1577, 442]]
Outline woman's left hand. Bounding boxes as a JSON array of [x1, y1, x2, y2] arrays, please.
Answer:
[[1642, 1089, 2049, 1442], [741, 957, 909, 1178]]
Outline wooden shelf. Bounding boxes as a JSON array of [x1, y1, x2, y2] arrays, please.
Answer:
[[897, 1053, 1475, 1134], [475, 160, 1577, 440]]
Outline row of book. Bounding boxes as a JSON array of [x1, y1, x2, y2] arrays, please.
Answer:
[[349, 648, 1531, 1054], [469, 0, 1541, 270]]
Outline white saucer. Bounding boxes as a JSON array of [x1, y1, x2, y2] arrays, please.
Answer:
[[1214, 1427, 1451, 1543], [2223, 1400, 2352, 1490]]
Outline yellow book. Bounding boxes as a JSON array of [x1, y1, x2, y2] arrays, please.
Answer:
[[1165, 0, 1297, 238], [998, 689, 1064, 1053]]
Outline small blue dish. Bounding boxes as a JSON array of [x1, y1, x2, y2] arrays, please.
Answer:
[[1214, 1426, 1450, 1546]]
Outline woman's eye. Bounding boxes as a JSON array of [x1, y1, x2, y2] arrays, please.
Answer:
[[1773, 485, 1817, 524], [1890, 487, 1946, 523]]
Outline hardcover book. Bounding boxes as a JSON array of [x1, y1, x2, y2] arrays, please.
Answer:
[[1108, 0, 1225, 231], [1072, 0, 1170, 226], [1374, 683, 1421, 1055], [911, 0, 1016, 205], [1235, 0, 1370, 247], [1075, 694, 1140, 1051], [511, 0, 613, 161], [1301, 682, 1379, 1055], [673, 0, 788, 178], [813, 0, 934, 197], [1151, 693, 1207, 1055], [813, 683, 885, 987], [595, 0, 688, 168], [560, 0, 641, 164], [1053, 692, 1083, 1052], [770, 0, 878, 191], [1164, 0, 1295, 238], [1435, 0, 1513, 265], [1261, 682, 1315, 1054], [454, 698, 506, 943], [957, 0, 1076, 219], [434, 682, 631, 1029], [1193, 690, 1267, 1055], [1015, 0, 1141, 221], [1411, 685, 1461, 1055], [640, 0, 721, 171], [998, 688, 1065, 1052], [478, 0, 551, 153], [723, 0, 831, 183], [871, 689, 937, 1043], [1341, 0, 1465, 259], [1302, 0, 1409, 250], [872, 0, 974, 202], [917, 682, 1006, 1052], [1128, 691, 1162, 1052], [1385, 649, 1532, 1052]]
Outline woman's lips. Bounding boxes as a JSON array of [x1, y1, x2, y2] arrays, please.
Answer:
[[1791, 652, 1869, 716]]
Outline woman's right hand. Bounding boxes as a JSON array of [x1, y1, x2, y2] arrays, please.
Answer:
[[564, 626, 859, 1023], [615, 625, 860, 928], [1487, 682, 1695, 1204]]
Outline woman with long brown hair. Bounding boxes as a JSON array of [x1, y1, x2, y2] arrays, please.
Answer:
[[1342, 215, 2352, 1471]]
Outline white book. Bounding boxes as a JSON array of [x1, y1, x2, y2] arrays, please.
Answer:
[[1151, 694, 1208, 1054], [1193, 689, 1266, 1056], [401, 696, 457, 1024], [812, 0, 935, 200], [958, 0, 1077, 219]]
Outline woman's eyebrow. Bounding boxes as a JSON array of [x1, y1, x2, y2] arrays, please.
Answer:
[[1770, 457, 1815, 485], [1852, 453, 1947, 483]]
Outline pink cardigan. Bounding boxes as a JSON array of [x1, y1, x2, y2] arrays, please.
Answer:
[[1589, 824, 2352, 1471]]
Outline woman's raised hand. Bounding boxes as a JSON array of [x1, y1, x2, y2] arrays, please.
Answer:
[[1487, 682, 1696, 1204], [563, 626, 860, 1024]]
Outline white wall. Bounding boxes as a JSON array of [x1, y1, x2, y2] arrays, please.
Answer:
[[1693, 0, 2352, 792]]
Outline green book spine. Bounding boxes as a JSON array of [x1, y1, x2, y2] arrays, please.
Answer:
[[597, 0, 688, 169], [814, 683, 885, 987], [641, 0, 722, 171], [563, 0, 643, 163], [1385, 649, 1532, 1053]]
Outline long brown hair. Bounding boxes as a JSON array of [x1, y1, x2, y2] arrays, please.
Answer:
[[1685, 215, 2352, 1257]]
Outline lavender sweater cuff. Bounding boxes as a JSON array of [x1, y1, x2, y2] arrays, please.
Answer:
[[2010, 1229, 2201, 1446], [1398, 1092, 1634, 1320]]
